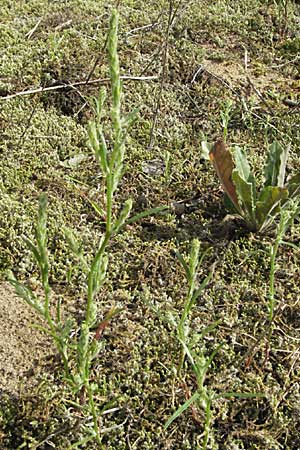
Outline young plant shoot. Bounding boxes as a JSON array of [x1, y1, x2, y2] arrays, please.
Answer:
[[8, 9, 136, 447], [164, 240, 264, 449]]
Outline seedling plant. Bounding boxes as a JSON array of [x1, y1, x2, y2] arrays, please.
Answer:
[[164, 240, 262, 450], [8, 9, 140, 448], [268, 199, 300, 322]]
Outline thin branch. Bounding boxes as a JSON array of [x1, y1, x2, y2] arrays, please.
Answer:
[[270, 54, 300, 69], [148, 1, 174, 150], [26, 18, 42, 39], [246, 76, 275, 115], [0, 75, 158, 101], [125, 21, 159, 36]]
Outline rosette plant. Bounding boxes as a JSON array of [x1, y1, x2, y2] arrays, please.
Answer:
[[209, 139, 300, 232]]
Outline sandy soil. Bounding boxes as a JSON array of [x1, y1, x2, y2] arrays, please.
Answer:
[[0, 283, 53, 395]]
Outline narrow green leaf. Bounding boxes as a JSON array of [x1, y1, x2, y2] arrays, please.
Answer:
[[85, 197, 106, 220], [97, 127, 109, 174], [190, 271, 213, 307], [232, 170, 256, 224], [88, 121, 99, 153], [88, 122, 109, 174], [264, 141, 289, 188], [93, 87, 107, 118], [23, 237, 41, 266], [63, 227, 82, 257], [206, 343, 223, 369], [7, 273, 44, 315], [122, 107, 139, 129], [126, 205, 169, 225], [255, 186, 288, 231], [190, 320, 221, 347], [178, 340, 202, 380], [280, 240, 299, 251], [113, 198, 133, 233], [176, 250, 191, 281], [91, 251, 108, 296], [189, 239, 201, 280], [164, 392, 200, 429]]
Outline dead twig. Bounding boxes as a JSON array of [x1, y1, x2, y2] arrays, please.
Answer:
[[26, 18, 42, 39], [246, 76, 274, 115], [0, 75, 158, 101], [148, 0, 175, 150]]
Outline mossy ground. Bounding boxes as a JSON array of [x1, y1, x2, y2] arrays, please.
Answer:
[[1, 1, 300, 449]]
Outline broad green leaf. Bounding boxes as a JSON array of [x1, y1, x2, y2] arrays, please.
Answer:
[[287, 173, 300, 198], [234, 146, 251, 181], [232, 170, 255, 223], [255, 186, 288, 230], [264, 141, 289, 188], [234, 146, 257, 204], [164, 392, 200, 429]]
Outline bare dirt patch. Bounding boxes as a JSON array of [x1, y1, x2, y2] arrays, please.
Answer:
[[0, 283, 53, 395]]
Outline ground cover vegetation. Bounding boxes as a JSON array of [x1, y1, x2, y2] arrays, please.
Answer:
[[0, 1, 300, 449]]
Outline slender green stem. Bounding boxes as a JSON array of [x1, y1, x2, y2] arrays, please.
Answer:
[[269, 243, 278, 321], [86, 233, 110, 320], [202, 397, 212, 450], [87, 382, 102, 446], [106, 176, 114, 235], [177, 285, 194, 374]]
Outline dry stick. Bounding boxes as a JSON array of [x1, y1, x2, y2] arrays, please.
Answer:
[[270, 54, 300, 69], [0, 75, 158, 101], [147, 0, 185, 149], [246, 76, 274, 116], [148, 0, 175, 150], [26, 18, 42, 39], [84, 29, 109, 85], [137, 11, 165, 77], [125, 21, 159, 37], [16, 95, 40, 147]]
